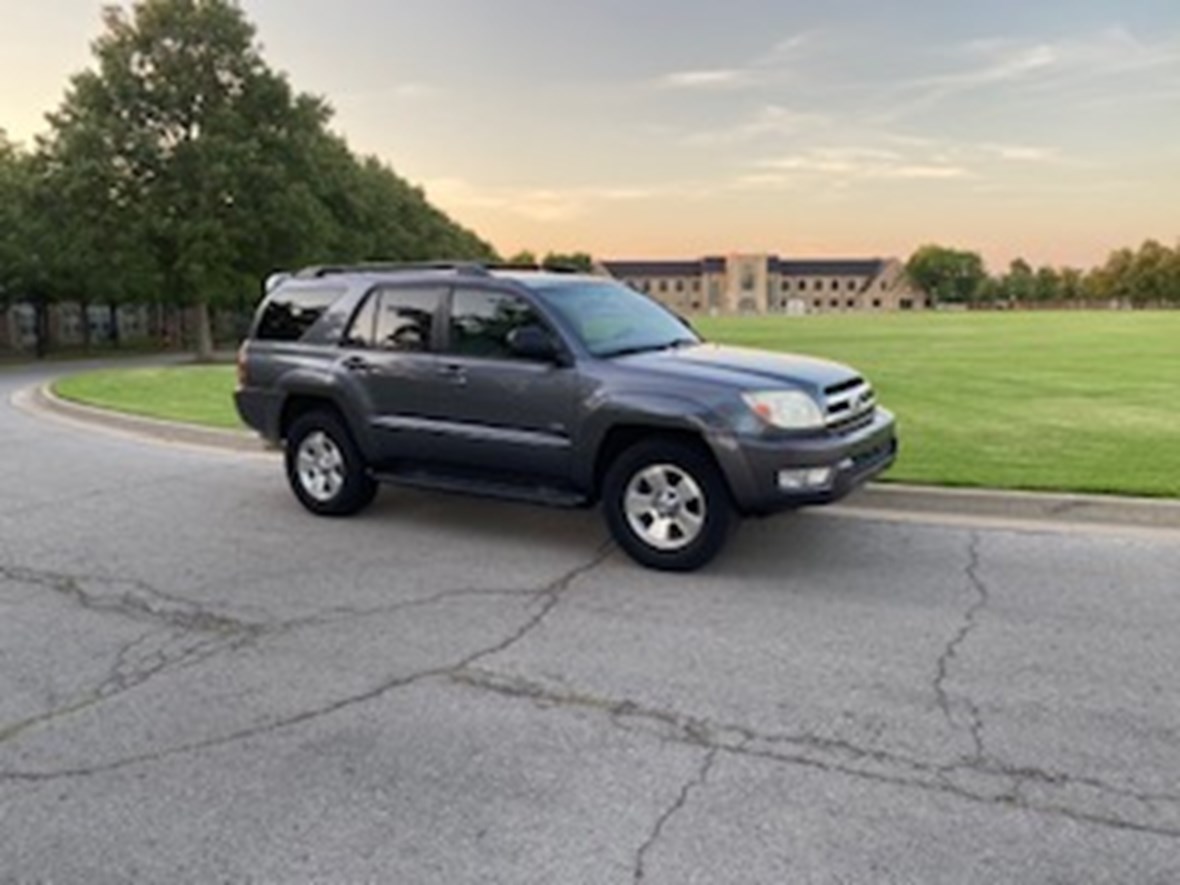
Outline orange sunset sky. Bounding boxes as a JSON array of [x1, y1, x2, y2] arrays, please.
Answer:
[[3, 0, 1178, 271]]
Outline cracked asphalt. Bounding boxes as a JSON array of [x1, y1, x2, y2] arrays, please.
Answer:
[[2, 362, 1179, 884]]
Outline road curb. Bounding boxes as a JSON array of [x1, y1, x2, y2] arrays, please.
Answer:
[[27, 383, 273, 454], [841, 483, 1180, 532], [20, 382, 1180, 531]]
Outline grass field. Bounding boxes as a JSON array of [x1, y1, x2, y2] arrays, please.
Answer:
[[54, 365, 243, 430], [52, 311, 1180, 497], [698, 311, 1180, 497]]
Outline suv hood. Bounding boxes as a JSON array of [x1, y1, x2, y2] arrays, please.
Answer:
[[614, 343, 860, 394]]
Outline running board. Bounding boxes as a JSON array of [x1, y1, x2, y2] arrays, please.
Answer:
[[373, 468, 588, 509]]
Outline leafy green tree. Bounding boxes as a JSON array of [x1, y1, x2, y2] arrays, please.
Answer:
[[906, 245, 987, 304], [541, 252, 595, 273], [1000, 258, 1035, 303], [1059, 267, 1085, 302], [40, 0, 494, 358], [505, 250, 538, 266], [1128, 240, 1173, 307], [1033, 266, 1061, 303]]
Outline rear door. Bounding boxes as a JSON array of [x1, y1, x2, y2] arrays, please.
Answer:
[[337, 284, 450, 463]]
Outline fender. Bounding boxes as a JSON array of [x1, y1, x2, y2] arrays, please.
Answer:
[[275, 366, 380, 460], [571, 389, 729, 491]]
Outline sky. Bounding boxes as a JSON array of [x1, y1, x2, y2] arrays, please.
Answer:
[[2, 1, 1179, 271]]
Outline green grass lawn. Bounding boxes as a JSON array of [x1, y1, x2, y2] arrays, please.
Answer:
[[696, 311, 1180, 498], [51, 311, 1180, 497], [54, 365, 243, 430]]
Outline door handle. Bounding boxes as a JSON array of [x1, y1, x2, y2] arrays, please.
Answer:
[[341, 355, 373, 373], [438, 363, 467, 385]]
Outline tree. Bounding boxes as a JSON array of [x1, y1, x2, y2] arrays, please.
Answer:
[[40, 0, 494, 359], [505, 250, 538, 266], [1000, 258, 1035, 304], [906, 245, 987, 304], [1033, 266, 1061, 303], [542, 252, 595, 273]]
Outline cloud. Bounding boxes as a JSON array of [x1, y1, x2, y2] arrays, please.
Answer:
[[885, 27, 1180, 118], [983, 143, 1062, 163], [682, 104, 827, 147], [657, 69, 752, 90], [422, 178, 683, 223], [653, 29, 822, 92], [753, 146, 970, 183]]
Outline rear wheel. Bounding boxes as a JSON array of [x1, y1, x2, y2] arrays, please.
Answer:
[[285, 410, 377, 516], [603, 439, 734, 571]]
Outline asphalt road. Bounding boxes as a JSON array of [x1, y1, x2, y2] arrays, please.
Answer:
[[1, 362, 1178, 884]]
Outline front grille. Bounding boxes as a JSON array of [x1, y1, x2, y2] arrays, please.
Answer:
[[824, 376, 876, 432]]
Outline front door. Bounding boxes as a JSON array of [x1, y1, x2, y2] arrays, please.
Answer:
[[433, 286, 575, 480]]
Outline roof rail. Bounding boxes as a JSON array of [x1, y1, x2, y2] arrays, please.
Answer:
[[292, 262, 492, 279]]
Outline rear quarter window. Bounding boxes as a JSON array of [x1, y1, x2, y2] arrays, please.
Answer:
[[255, 288, 343, 341]]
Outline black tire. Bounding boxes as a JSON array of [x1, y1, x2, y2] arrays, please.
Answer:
[[602, 439, 734, 572], [285, 410, 378, 517]]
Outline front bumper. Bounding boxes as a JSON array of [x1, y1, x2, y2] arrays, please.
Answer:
[[713, 408, 898, 515]]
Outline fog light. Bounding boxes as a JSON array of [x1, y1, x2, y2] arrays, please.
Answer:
[[777, 467, 834, 491]]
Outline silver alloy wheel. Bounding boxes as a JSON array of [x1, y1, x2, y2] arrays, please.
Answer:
[[623, 463, 707, 552], [296, 431, 346, 503]]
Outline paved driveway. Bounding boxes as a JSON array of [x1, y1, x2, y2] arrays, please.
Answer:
[[1, 363, 1178, 883]]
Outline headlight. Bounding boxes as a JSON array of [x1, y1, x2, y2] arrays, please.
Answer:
[[742, 390, 825, 430]]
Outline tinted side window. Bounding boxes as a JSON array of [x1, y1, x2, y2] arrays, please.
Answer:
[[256, 288, 341, 341], [374, 287, 444, 352], [342, 292, 378, 348], [448, 289, 542, 360]]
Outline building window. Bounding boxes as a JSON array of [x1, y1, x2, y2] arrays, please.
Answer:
[[830, 279, 839, 291], [900, 299, 913, 310], [830, 299, 839, 308], [846, 299, 856, 308], [847, 280, 856, 290], [675, 280, 684, 292], [659, 280, 668, 293], [813, 300, 822, 310], [798, 280, 807, 291], [872, 299, 882, 309], [692, 280, 700, 292], [881, 281, 888, 290]]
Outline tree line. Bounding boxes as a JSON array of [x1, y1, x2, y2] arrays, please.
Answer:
[[0, 0, 495, 358], [907, 241, 1180, 308]]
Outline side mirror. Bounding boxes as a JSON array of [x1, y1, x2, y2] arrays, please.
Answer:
[[507, 324, 558, 361]]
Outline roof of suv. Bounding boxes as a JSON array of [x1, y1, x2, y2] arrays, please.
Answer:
[[267, 262, 604, 295]]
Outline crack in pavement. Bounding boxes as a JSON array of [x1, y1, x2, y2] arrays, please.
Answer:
[[933, 532, 989, 762], [447, 667, 1180, 841], [0, 561, 261, 636], [633, 747, 719, 883], [0, 544, 614, 783]]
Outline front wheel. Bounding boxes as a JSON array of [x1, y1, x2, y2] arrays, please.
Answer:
[[285, 410, 377, 516], [602, 440, 735, 571]]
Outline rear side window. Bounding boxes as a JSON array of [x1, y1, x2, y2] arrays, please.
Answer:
[[256, 288, 341, 341], [356, 287, 444, 352]]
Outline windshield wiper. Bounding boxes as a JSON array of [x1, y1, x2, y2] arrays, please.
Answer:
[[599, 338, 699, 359]]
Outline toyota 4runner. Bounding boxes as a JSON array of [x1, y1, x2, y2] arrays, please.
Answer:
[[235, 263, 897, 571]]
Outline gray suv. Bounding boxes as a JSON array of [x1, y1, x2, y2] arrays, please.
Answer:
[[235, 263, 897, 570]]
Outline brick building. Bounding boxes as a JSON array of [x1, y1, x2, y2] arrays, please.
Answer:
[[600, 254, 929, 316]]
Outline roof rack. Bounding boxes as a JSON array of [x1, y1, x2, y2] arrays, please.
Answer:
[[292, 262, 492, 279], [290, 261, 585, 280]]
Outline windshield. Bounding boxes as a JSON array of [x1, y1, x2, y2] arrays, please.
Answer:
[[532, 280, 701, 358]]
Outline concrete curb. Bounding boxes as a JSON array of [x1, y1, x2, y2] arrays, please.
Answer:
[[20, 382, 1180, 532], [28, 383, 273, 454], [841, 483, 1180, 532]]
